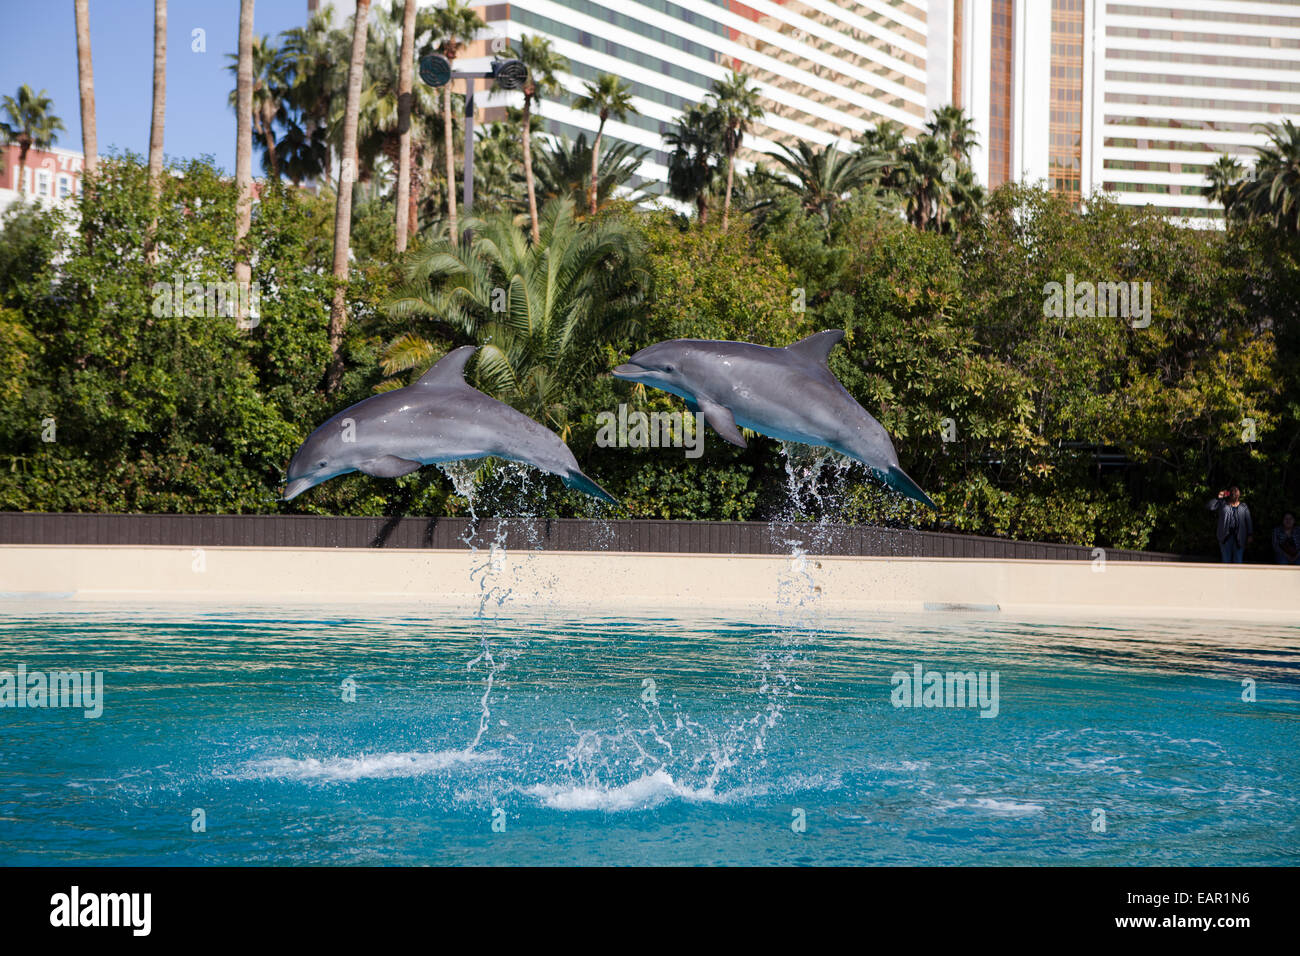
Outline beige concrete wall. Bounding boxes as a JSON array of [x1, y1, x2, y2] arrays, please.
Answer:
[[2, 544, 1299, 621]]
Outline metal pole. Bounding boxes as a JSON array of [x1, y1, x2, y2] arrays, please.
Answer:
[[462, 76, 475, 220]]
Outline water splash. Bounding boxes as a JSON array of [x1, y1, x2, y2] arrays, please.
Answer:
[[439, 459, 562, 753], [536, 687, 779, 808]]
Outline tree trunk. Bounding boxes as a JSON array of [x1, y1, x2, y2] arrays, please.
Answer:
[[147, 0, 166, 190], [234, 0, 254, 326], [696, 191, 707, 225], [722, 147, 735, 230], [523, 96, 539, 243], [326, 0, 371, 392], [394, 0, 415, 253], [588, 118, 604, 216], [408, 145, 422, 241], [15, 141, 30, 195], [261, 103, 279, 179], [145, 0, 167, 265], [74, 0, 97, 178], [444, 83, 458, 248]]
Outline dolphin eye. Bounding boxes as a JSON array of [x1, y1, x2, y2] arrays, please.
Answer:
[[317, 460, 328, 469], [663, 364, 675, 373]]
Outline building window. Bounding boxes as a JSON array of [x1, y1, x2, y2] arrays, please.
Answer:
[[36, 169, 51, 196], [1049, 0, 1085, 205], [988, 0, 1014, 188], [58, 175, 71, 199]]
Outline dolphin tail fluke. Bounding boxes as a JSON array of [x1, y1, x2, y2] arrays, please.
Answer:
[[885, 465, 937, 510], [563, 470, 621, 507]]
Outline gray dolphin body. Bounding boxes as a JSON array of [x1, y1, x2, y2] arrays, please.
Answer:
[[613, 330, 936, 508], [282, 346, 617, 504]]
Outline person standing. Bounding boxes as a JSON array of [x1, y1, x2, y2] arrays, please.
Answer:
[[1272, 511, 1299, 565], [1209, 486, 1253, 563]]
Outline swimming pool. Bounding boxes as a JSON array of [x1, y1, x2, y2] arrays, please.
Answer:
[[0, 601, 1296, 866]]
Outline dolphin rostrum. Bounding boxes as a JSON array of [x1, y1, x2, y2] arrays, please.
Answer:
[[613, 330, 936, 508], [282, 346, 617, 504]]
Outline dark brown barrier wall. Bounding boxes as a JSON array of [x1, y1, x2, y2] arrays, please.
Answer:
[[0, 512, 1190, 562]]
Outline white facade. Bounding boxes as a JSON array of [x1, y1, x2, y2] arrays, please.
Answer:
[[956, 0, 1300, 220], [317, 0, 1300, 218], [0, 145, 84, 219], [1089, 0, 1300, 220], [950, 0, 994, 186], [1009, 0, 1051, 190], [474, 0, 938, 190]]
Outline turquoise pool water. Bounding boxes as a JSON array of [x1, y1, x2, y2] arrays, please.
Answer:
[[0, 601, 1296, 865]]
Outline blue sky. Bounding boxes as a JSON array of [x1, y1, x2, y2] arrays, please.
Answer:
[[0, 1, 313, 175]]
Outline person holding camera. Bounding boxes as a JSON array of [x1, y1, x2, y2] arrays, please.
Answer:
[[1208, 486, 1253, 563]]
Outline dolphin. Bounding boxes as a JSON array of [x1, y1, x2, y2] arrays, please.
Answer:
[[612, 329, 936, 508], [282, 345, 617, 504]]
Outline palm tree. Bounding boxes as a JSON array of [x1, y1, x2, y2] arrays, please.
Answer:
[[948, 161, 986, 230], [515, 34, 568, 242], [326, 0, 373, 391], [573, 73, 637, 216], [233, 0, 254, 326], [472, 120, 520, 205], [354, 4, 441, 241], [926, 105, 978, 163], [1238, 120, 1300, 232], [394, 0, 417, 252], [858, 119, 906, 156], [148, 0, 167, 193], [74, 0, 97, 178], [706, 70, 764, 229], [1202, 153, 1246, 219], [856, 119, 906, 190], [226, 36, 290, 179], [664, 103, 720, 225], [878, 134, 957, 232], [429, 0, 484, 248], [144, 0, 167, 266], [383, 197, 647, 432], [0, 85, 64, 196], [531, 132, 648, 211], [768, 140, 871, 224], [279, 8, 347, 185]]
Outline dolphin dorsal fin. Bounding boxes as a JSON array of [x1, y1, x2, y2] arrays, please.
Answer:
[[786, 329, 844, 365], [414, 346, 476, 387]]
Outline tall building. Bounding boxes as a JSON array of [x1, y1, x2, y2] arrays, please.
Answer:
[[477, 0, 949, 191], [1091, 0, 1300, 220], [953, 0, 1300, 221], [310, 1, 1300, 220]]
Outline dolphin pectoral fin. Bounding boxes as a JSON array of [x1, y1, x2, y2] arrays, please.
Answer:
[[697, 398, 747, 448], [563, 470, 620, 506], [883, 465, 937, 510], [358, 455, 424, 478]]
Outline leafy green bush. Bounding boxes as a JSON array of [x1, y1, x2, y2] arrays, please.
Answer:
[[4, 152, 1299, 557]]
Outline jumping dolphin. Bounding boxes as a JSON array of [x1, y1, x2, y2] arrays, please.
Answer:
[[282, 346, 617, 504], [613, 330, 936, 508]]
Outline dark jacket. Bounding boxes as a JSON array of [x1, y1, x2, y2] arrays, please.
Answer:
[[1208, 498, 1252, 548], [1272, 525, 1300, 565]]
